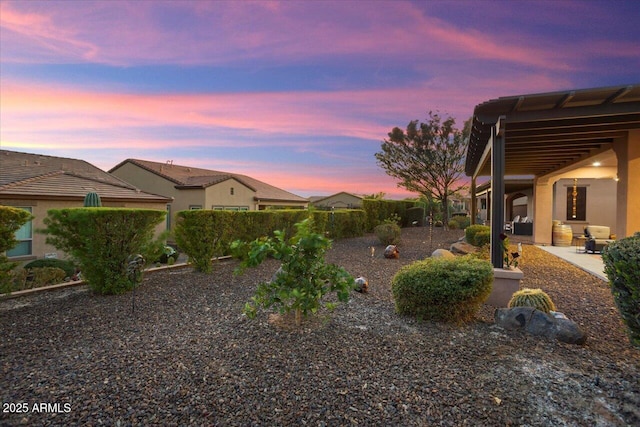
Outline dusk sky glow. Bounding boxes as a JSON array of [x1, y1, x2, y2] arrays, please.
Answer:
[[1, 0, 639, 199]]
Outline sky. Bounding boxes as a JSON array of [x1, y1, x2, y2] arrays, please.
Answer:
[[1, 1, 639, 199]]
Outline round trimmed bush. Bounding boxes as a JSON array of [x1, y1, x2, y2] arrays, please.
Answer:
[[374, 223, 401, 245], [465, 224, 489, 246], [474, 230, 491, 247], [391, 255, 493, 324]]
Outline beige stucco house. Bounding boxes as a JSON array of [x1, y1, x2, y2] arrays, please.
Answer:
[[109, 158, 308, 232], [0, 150, 172, 262], [310, 192, 363, 209]]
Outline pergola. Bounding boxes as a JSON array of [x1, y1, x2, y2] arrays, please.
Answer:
[[464, 84, 640, 267]]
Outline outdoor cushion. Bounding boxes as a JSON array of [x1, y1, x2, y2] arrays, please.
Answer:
[[585, 225, 611, 240]]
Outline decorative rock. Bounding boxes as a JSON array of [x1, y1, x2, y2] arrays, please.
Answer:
[[431, 249, 455, 259], [354, 277, 368, 293], [494, 307, 587, 345], [384, 245, 399, 259], [449, 241, 477, 255]]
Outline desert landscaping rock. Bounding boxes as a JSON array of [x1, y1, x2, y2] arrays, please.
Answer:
[[495, 306, 587, 345], [1, 227, 638, 426], [430, 248, 455, 259]]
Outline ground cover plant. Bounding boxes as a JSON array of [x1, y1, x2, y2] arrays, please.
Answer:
[[1, 227, 638, 426]]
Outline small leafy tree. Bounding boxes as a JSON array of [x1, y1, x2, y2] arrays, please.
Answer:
[[232, 218, 354, 326], [0, 206, 34, 293], [375, 111, 469, 228]]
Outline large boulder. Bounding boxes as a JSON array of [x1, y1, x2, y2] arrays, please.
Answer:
[[450, 241, 477, 255], [494, 307, 587, 345], [431, 248, 455, 259]]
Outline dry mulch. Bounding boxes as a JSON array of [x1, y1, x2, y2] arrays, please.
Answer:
[[1, 227, 638, 426]]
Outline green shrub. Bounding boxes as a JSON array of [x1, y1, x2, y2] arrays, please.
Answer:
[[465, 224, 490, 246], [602, 232, 640, 348], [30, 267, 67, 287], [174, 210, 234, 273], [41, 208, 166, 295], [508, 288, 556, 313], [447, 219, 459, 229], [362, 199, 416, 231], [24, 258, 76, 278], [451, 215, 471, 230], [232, 218, 354, 326], [0, 206, 34, 294], [374, 223, 401, 245], [406, 206, 425, 226], [391, 256, 493, 324], [474, 230, 491, 247]]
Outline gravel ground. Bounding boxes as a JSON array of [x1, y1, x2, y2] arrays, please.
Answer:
[[1, 227, 638, 426]]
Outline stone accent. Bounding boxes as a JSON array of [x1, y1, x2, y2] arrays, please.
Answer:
[[354, 277, 368, 293], [449, 241, 477, 255], [431, 249, 455, 259], [384, 245, 399, 259], [494, 306, 587, 345]]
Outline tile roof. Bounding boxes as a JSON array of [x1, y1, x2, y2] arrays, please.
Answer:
[[0, 150, 171, 202], [110, 159, 308, 203]]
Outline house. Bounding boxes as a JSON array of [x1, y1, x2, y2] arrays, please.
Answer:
[[0, 150, 172, 262], [464, 84, 640, 266], [310, 192, 363, 209], [109, 158, 309, 231]]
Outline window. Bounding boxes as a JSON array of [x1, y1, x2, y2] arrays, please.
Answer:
[[189, 205, 202, 210], [566, 186, 586, 221], [7, 207, 33, 257], [230, 187, 235, 196], [212, 206, 249, 211]]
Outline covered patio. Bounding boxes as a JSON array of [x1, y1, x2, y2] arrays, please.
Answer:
[[465, 84, 640, 267]]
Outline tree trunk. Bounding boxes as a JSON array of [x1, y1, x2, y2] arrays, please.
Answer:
[[442, 194, 449, 230]]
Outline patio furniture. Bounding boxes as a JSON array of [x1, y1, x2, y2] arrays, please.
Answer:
[[584, 225, 615, 253]]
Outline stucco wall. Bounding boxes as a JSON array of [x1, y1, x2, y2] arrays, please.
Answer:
[[206, 178, 256, 210], [553, 178, 617, 235]]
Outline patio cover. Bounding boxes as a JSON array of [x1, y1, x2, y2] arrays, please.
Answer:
[[464, 84, 640, 267]]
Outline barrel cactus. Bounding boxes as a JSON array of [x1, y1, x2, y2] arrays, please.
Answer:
[[508, 288, 556, 313], [83, 192, 102, 207]]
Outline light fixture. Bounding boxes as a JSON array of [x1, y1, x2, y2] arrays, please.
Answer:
[[592, 161, 601, 167]]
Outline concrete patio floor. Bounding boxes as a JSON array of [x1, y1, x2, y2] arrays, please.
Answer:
[[506, 233, 608, 282], [536, 243, 608, 281]]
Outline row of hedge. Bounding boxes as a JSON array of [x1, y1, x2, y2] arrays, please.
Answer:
[[174, 209, 366, 273], [362, 199, 419, 230]]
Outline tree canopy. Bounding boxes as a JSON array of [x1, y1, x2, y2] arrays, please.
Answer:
[[375, 111, 470, 227]]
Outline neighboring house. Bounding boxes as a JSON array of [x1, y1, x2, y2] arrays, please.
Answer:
[[310, 192, 363, 209], [109, 158, 309, 232], [0, 150, 172, 262]]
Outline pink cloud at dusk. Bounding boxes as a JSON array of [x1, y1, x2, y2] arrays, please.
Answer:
[[1, 0, 638, 199], [2, 0, 629, 71]]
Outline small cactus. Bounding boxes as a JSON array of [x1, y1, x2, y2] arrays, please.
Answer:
[[508, 288, 556, 313], [83, 192, 102, 207]]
